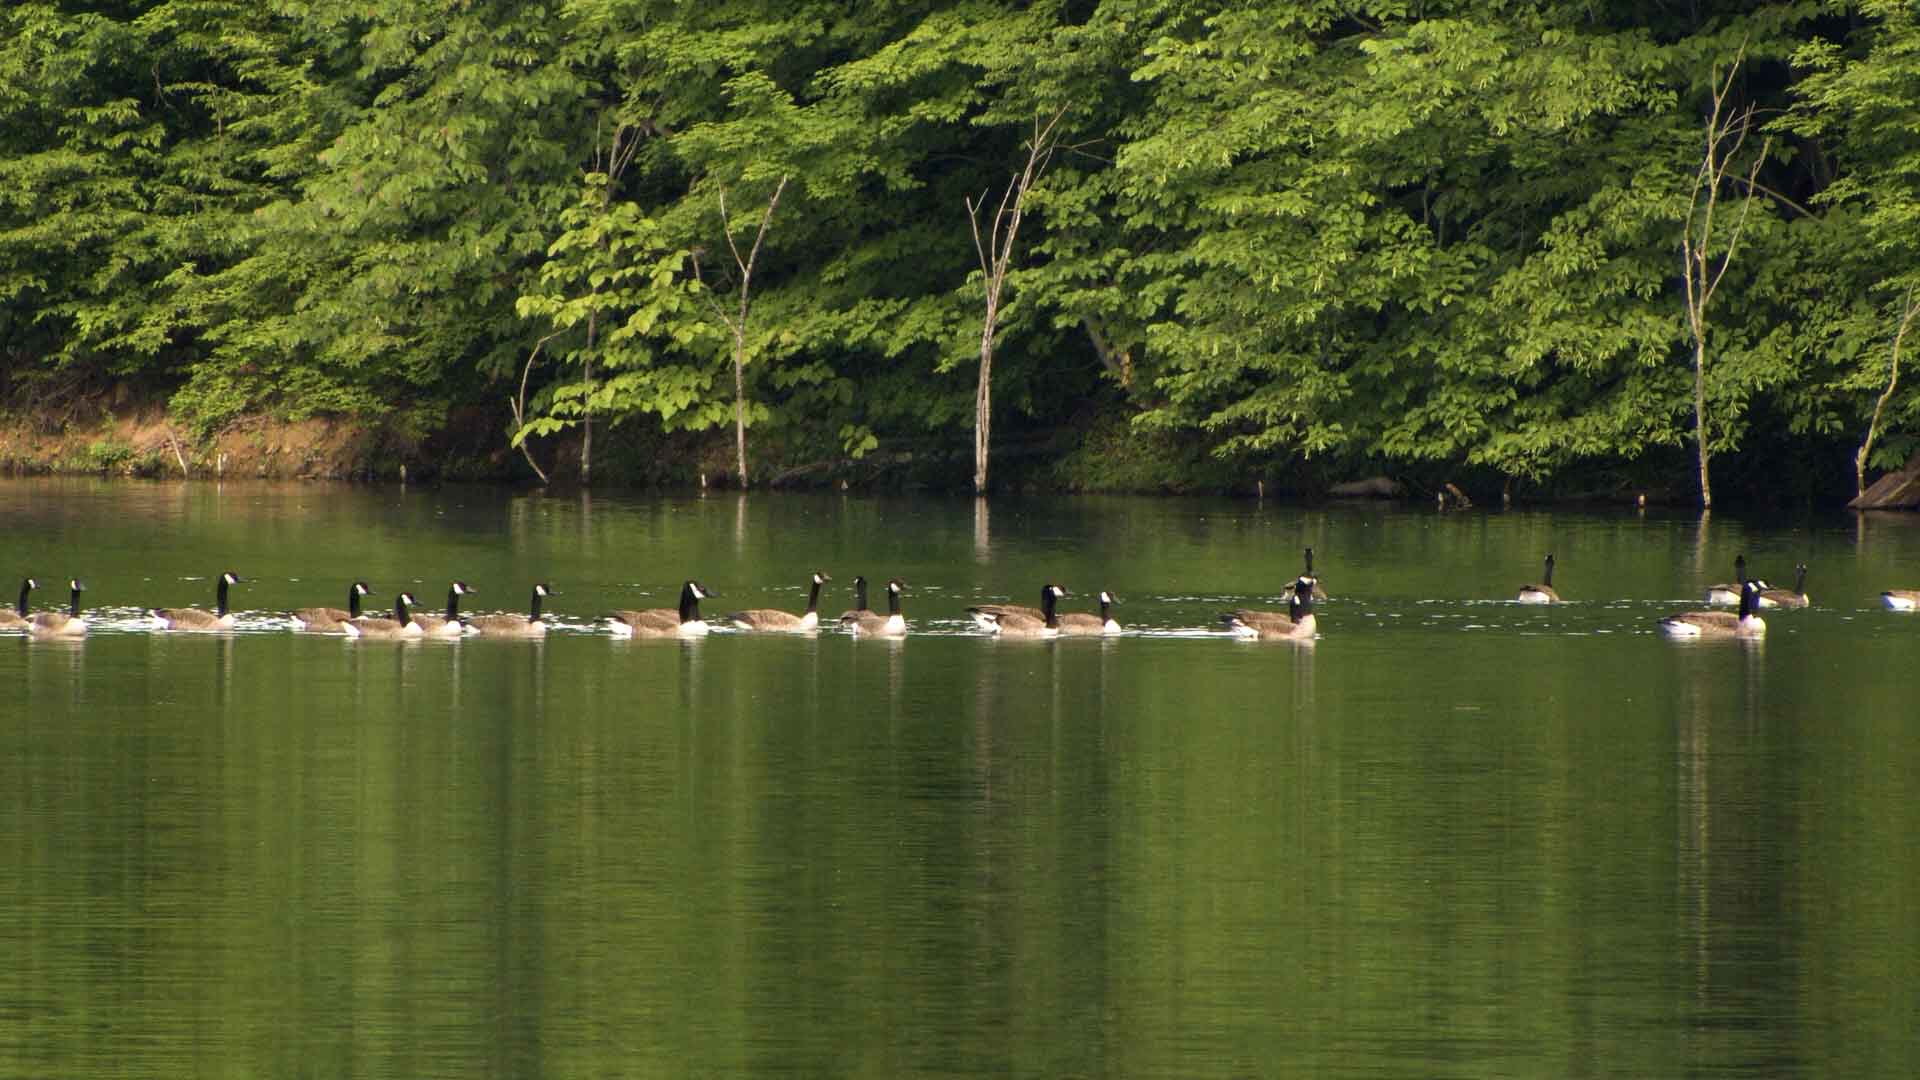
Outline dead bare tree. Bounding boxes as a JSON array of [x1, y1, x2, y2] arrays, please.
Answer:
[[1680, 48, 1770, 509], [966, 109, 1067, 495], [1856, 287, 1920, 498], [694, 175, 788, 489]]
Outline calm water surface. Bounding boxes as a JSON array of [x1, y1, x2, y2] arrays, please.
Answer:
[[3, 478, 1917, 1078]]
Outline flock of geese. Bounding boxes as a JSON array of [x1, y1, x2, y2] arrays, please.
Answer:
[[4, 549, 1918, 643]]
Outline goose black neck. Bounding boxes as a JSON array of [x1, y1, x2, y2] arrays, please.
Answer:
[[1738, 582, 1755, 620], [395, 594, 412, 625], [1305, 547, 1315, 574], [1543, 555, 1555, 587], [216, 577, 231, 616], [68, 586, 82, 618], [679, 583, 700, 623], [528, 587, 544, 623], [350, 587, 365, 619], [853, 578, 868, 611], [1099, 595, 1111, 620], [805, 577, 822, 615], [444, 587, 461, 620], [887, 587, 901, 617], [1040, 587, 1059, 627], [1294, 580, 1315, 617], [14, 580, 28, 616], [1793, 564, 1808, 592]]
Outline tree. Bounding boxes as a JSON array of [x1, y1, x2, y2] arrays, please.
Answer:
[[694, 176, 788, 488], [1680, 48, 1770, 509], [966, 110, 1064, 495]]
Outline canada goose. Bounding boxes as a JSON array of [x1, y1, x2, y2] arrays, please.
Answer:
[[0, 578, 35, 630], [1757, 563, 1810, 608], [410, 581, 477, 638], [1661, 579, 1766, 639], [468, 583, 552, 637], [966, 583, 1062, 629], [291, 581, 372, 633], [608, 581, 713, 638], [1706, 557, 1768, 604], [1303, 548, 1329, 601], [842, 578, 906, 637], [1883, 589, 1920, 611], [726, 571, 831, 632], [350, 592, 424, 639], [29, 580, 87, 638], [972, 584, 1068, 637], [1516, 554, 1561, 604], [150, 572, 243, 631], [838, 575, 870, 622], [1057, 590, 1122, 636], [1221, 577, 1318, 640]]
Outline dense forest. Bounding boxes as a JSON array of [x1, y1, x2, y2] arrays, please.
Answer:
[[4, 0, 1920, 503]]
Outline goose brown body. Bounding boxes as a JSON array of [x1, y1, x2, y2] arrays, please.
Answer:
[[29, 580, 87, 638], [151, 572, 243, 631], [973, 584, 1067, 637], [1056, 591, 1121, 636], [727, 572, 830, 632], [1756, 564, 1809, 608], [410, 581, 477, 637], [1221, 578, 1318, 640], [842, 579, 906, 637], [350, 593, 423, 639], [1516, 554, 1561, 603], [292, 581, 371, 633], [609, 581, 712, 638], [1662, 579, 1766, 639], [468, 584, 551, 637]]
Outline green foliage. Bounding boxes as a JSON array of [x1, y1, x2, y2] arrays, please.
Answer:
[[4, 0, 1920, 496]]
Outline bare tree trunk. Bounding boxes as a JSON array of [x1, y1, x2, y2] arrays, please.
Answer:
[[1679, 46, 1767, 511], [697, 176, 789, 490], [733, 322, 749, 486], [1858, 289, 1920, 497], [1693, 338, 1711, 508], [582, 307, 595, 486], [975, 317, 995, 492], [966, 110, 1067, 496]]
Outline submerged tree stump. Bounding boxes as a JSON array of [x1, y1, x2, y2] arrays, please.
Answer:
[[1851, 451, 1920, 510]]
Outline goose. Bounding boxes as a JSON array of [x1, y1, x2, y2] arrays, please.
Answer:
[[966, 583, 1062, 630], [608, 581, 713, 638], [1706, 557, 1768, 605], [837, 575, 870, 622], [468, 583, 552, 637], [1302, 548, 1329, 601], [726, 571, 831, 632], [0, 578, 35, 630], [349, 592, 424, 639], [29, 580, 87, 638], [291, 581, 372, 633], [1221, 577, 1318, 640], [1516, 554, 1561, 604], [1883, 589, 1920, 611], [1057, 590, 1122, 636], [972, 584, 1068, 638], [150, 572, 243, 631], [842, 578, 906, 637], [1757, 563, 1810, 608], [1661, 579, 1766, 639], [410, 581, 477, 638]]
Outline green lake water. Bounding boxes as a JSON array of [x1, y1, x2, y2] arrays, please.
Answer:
[[2, 477, 1917, 1077]]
